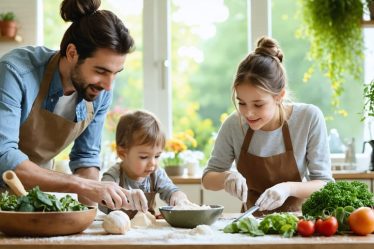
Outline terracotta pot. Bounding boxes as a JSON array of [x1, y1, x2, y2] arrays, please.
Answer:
[[164, 165, 185, 176], [0, 20, 17, 38]]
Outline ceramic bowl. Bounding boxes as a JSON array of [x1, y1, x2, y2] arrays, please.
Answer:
[[159, 205, 224, 228], [0, 207, 96, 237]]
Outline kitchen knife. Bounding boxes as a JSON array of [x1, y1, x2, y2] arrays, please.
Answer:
[[232, 205, 259, 223]]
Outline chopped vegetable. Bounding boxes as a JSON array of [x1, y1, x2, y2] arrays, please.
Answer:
[[258, 213, 299, 238], [223, 213, 299, 237], [0, 186, 87, 212], [302, 181, 374, 217], [223, 217, 264, 236]]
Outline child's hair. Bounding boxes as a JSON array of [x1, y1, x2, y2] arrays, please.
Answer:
[[115, 110, 166, 150], [231, 36, 290, 125]]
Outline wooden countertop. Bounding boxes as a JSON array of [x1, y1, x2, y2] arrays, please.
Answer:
[[1, 213, 373, 249], [170, 171, 374, 184]]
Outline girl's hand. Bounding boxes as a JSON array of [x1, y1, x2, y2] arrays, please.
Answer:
[[255, 182, 291, 211], [224, 171, 248, 202]]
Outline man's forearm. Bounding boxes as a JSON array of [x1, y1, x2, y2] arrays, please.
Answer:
[[14, 160, 87, 194]]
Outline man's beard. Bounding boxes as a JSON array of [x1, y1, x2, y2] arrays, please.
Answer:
[[71, 66, 103, 102]]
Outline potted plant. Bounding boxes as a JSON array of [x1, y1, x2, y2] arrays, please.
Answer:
[[298, 0, 364, 107], [161, 138, 187, 176], [160, 131, 198, 176], [0, 11, 17, 38], [362, 79, 374, 120]]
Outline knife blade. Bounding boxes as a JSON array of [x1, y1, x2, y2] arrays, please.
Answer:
[[232, 205, 259, 223]]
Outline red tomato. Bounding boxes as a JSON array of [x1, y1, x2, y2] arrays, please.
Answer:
[[297, 219, 315, 237], [314, 218, 323, 234], [348, 207, 374, 236], [318, 216, 338, 237]]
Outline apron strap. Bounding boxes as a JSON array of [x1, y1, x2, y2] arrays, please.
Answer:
[[33, 53, 60, 109], [241, 126, 254, 153], [282, 122, 293, 151]]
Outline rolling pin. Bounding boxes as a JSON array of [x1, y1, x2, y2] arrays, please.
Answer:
[[2, 170, 28, 196]]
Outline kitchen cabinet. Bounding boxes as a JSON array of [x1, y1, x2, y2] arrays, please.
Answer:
[[202, 189, 242, 213], [153, 178, 242, 212]]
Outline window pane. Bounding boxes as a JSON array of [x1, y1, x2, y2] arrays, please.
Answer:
[[272, 0, 364, 153], [170, 0, 248, 156]]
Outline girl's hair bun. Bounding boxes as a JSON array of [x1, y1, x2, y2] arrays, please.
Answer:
[[255, 36, 283, 63], [60, 0, 101, 23]]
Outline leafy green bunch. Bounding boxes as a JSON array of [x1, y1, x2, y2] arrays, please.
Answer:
[[298, 0, 364, 107], [0, 186, 87, 212], [223, 213, 299, 238], [302, 181, 374, 217]]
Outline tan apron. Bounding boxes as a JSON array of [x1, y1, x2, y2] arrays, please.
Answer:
[[18, 53, 94, 168], [237, 122, 303, 216], [119, 169, 157, 219]]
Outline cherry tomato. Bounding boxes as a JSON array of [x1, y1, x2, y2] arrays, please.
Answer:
[[315, 218, 323, 234], [318, 216, 338, 237], [348, 207, 374, 236], [297, 219, 315, 237]]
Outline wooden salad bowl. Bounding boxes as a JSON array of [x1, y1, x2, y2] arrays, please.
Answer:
[[0, 207, 97, 237], [0, 170, 96, 237]]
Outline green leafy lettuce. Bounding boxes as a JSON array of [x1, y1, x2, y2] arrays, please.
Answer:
[[302, 181, 374, 217]]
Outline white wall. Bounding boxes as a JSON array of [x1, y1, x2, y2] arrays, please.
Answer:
[[0, 0, 42, 57]]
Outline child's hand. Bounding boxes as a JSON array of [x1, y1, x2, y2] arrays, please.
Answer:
[[126, 189, 148, 212], [169, 191, 189, 206]]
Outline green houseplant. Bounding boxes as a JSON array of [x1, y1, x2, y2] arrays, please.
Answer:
[[298, 0, 364, 107], [362, 79, 374, 120], [0, 11, 17, 38]]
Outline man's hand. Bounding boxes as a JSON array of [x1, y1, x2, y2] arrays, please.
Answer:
[[255, 182, 291, 211], [78, 179, 133, 210], [224, 171, 248, 202], [74, 167, 100, 206]]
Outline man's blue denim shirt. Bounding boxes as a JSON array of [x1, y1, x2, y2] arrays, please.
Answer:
[[0, 46, 113, 184]]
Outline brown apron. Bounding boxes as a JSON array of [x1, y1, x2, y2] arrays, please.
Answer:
[[18, 53, 94, 168], [237, 122, 303, 216], [119, 169, 157, 219]]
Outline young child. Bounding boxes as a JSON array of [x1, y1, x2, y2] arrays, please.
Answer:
[[99, 110, 189, 218], [202, 36, 334, 214]]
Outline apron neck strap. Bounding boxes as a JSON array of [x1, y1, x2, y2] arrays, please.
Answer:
[[282, 122, 293, 151], [241, 121, 293, 152], [33, 52, 60, 109]]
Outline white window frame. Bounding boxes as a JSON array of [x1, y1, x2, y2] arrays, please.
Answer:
[[143, 0, 271, 137]]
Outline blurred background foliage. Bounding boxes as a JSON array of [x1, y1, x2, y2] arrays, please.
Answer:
[[44, 0, 364, 167]]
